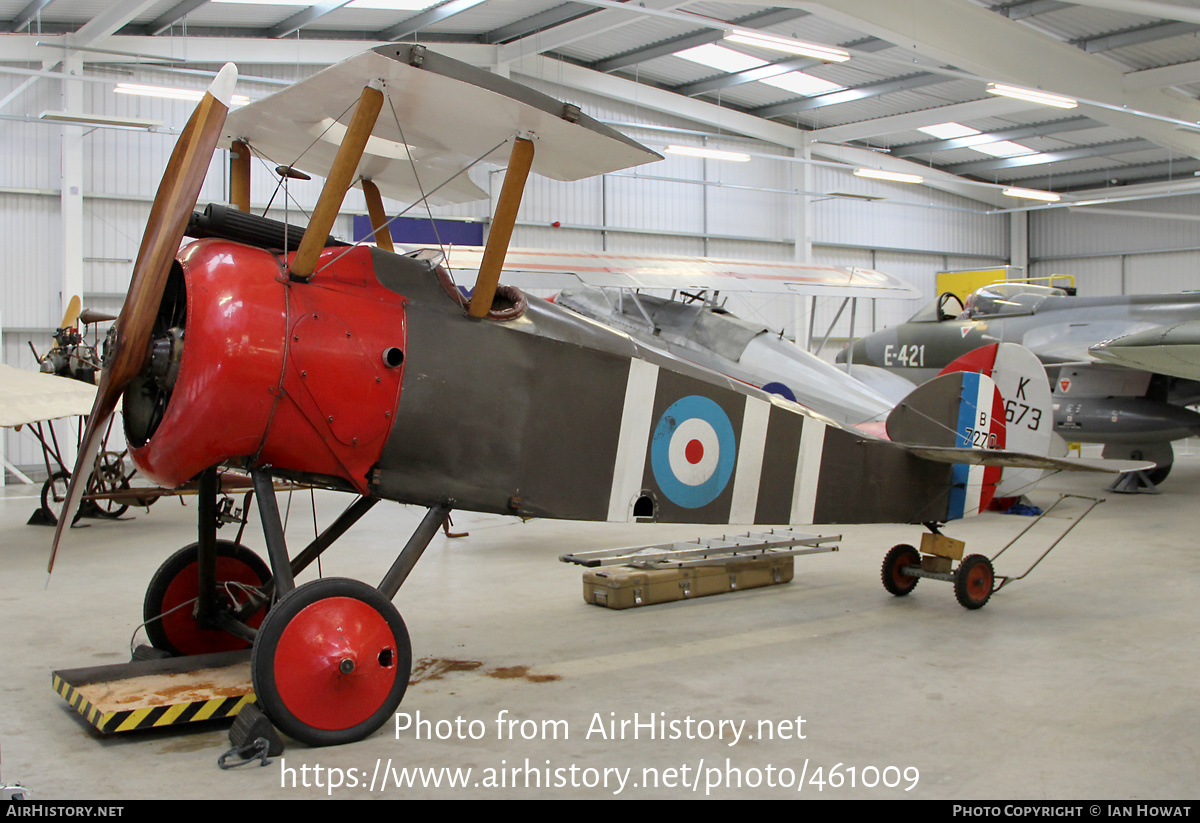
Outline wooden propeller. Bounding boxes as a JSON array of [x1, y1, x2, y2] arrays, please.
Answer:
[[59, 295, 82, 329], [48, 64, 239, 575]]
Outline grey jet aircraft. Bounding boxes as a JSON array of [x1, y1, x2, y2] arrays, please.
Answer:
[[839, 281, 1200, 485]]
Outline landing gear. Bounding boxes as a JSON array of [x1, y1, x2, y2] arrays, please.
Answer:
[[1104, 442, 1173, 493], [251, 578, 412, 747], [881, 544, 920, 596], [1143, 463, 1171, 486], [953, 554, 995, 610], [134, 466, 447, 745], [38, 450, 140, 524], [143, 541, 271, 656]]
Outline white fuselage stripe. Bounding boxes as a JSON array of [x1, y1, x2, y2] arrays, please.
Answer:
[[963, 374, 993, 517], [729, 396, 770, 523], [608, 359, 659, 521], [791, 418, 826, 524]]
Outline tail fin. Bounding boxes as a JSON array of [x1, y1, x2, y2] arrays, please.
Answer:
[[886, 367, 1008, 518], [937, 343, 1058, 499], [887, 343, 1145, 520]]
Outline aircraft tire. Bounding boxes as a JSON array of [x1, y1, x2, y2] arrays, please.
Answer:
[[39, 471, 71, 525], [954, 554, 995, 610], [881, 544, 920, 596], [1104, 443, 1173, 487], [1144, 463, 1171, 486], [90, 479, 131, 519], [143, 541, 271, 656], [251, 577, 411, 747], [89, 453, 130, 519]]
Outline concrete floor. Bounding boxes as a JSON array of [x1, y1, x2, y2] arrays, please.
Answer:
[[2, 455, 1198, 800]]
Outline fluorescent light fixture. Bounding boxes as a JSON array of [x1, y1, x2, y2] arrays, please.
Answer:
[[986, 83, 1077, 109], [1002, 186, 1060, 202], [674, 44, 768, 73], [760, 72, 844, 97], [918, 122, 980, 139], [724, 30, 850, 62], [665, 145, 751, 162], [115, 83, 250, 107], [854, 168, 923, 184], [40, 110, 163, 129]]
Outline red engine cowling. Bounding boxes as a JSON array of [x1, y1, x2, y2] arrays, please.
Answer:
[[127, 238, 407, 493]]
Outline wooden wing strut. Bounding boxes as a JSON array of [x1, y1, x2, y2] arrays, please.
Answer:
[[290, 84, 384, 281], [469, 136, 534, 318], [362, 179, 394, 253], [229, 139, 251, 212]]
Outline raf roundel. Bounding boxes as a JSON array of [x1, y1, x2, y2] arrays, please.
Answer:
[[650, 395, 736, 509]]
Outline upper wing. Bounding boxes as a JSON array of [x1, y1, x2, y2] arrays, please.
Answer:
[[1090, 320, 1200, 381], [0, 364, 97, 428], [1020, 319, 1164, 364], [222, 45, 662, 205], [439, 247, 919, 298]]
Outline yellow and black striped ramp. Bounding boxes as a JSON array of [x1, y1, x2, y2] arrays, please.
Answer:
[[52, 649, 255, 735]]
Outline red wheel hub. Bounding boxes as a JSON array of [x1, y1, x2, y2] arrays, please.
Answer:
[[160, 556, 267, 655], [964, 563, 992, 599], [891, 551, 918, 587], [272, 596, 399, 731]]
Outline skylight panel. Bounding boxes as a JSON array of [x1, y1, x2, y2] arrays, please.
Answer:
[[972, 141, 1037, 158], [674, 44, 768, 73], [760, 72, 844, 97], [918, 122, 980, 139]]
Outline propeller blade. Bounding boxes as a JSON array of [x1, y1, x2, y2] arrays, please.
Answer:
[[48, 64, 238, 575], [60, 295, 81, 329]]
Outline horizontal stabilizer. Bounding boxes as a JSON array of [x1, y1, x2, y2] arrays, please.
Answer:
[[901, 446, 1151, 474]]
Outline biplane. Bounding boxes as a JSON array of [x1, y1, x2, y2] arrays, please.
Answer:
[[435, 249, 919, 433], [16, 300, 152, 523], [0, 363, 96, 490], [49, 46, 1135, 748], [13, 302, 229, 523]]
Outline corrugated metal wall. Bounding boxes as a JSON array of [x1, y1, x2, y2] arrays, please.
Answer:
[[1029, 197, 1200, 296], [2, 62, 1018, 478]]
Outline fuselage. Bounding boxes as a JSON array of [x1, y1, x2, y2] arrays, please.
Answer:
[[126, 237, 980, 527]]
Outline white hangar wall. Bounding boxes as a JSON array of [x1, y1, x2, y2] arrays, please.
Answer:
[[513, 78, 1010, 345], [1028, 198, 1200, 297], [1, 61, 1016, 475]]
